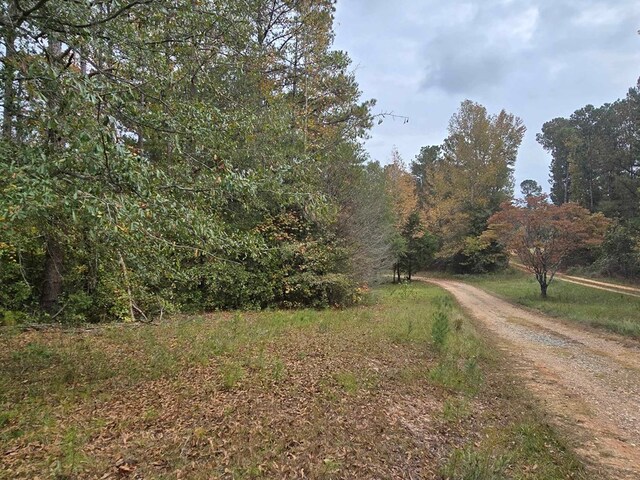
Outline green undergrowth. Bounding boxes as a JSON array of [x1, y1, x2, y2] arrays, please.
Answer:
[[461, 268, 640, 338], [0, 282, 585, 479]]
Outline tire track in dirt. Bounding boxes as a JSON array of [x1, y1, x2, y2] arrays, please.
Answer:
[[419, 277, 640, 479], [510, 261, 640, 298]]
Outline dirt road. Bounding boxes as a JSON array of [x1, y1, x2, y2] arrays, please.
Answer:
[[421, 277, 640, 479]]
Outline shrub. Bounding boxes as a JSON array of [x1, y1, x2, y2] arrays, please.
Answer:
[[450, 237, 508, 274], [431, 302, 450, 350]]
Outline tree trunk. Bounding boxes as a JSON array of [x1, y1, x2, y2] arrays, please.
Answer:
[[118, 251, 136, 323], [39, 38, 66, 315], [40, 238, 64, 313], [394, 264, 401, 283], [2, 0, 18, 139], [540, 282, 548, 298]]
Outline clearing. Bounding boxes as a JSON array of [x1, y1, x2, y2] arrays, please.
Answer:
[[0, 284, 583, 479], [422, 277, 640, 479]]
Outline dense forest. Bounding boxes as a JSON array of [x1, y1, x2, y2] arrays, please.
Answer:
[[537, 82, 640, 277], [0, 0, 396, 323], [1, 1, 639, 325]]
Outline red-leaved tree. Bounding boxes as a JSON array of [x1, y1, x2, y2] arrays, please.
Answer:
[[487, 195, 610, 297]]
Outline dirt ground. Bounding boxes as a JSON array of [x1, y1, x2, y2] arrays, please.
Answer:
[[421, 277, 640, 479]]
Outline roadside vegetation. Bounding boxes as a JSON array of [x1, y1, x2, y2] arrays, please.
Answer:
[[462, 268, 640, 338], [1, 283, 584, 479], [0, 0, 396, 325]]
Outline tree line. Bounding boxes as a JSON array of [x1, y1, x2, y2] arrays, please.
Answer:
[[537, 80, 640, 278], [0, 0, 398, 323], [386, 100, 527, 277], [2, 0, 637, 322], [389, 96, 618, 296]]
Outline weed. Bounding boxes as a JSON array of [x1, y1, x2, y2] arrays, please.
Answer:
[[321, 457, 341, 475], [50, 426, 87, 479], [317, 319, 330, 333], [335, 371, 358, 394], [441, 447, 510, 479], [442, 397, 471, 423], [406, 318, 414, 336], [430, 359, 471, 393], [220, 361, 245, 390], [431, 308, 450, 351], [0, 409, 14, 428], [143, 407, 159, 423], [464, 357, 482, 386], [270, 358, 287, 383], [10, 342, 58, 374]]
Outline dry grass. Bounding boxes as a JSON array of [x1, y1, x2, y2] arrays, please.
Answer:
[[0, 284, 585, 479]]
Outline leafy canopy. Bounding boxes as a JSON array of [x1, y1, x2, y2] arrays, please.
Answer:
[[487, 195, 610, 296]]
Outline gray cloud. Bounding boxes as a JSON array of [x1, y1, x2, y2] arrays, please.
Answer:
[[333, 0, 640, 188], [421, 0, 538, 93], [422, 46, 516, 94]]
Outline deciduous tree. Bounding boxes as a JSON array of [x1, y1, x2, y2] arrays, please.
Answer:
[[398, 211, 436, 281], [487, 195, 610, 297], [384, 148, 419, 281], [420, 101, 525, 268]]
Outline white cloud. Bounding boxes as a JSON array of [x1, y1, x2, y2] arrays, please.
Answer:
[[572, 3, 624, 27], [493, 6, 539, 44]]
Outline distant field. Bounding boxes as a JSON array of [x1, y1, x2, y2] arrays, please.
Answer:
[[0, 283, 583, 479], [461, 268, 640, 338]]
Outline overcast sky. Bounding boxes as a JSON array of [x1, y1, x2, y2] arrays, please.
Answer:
[[333, 0, 640, 191]]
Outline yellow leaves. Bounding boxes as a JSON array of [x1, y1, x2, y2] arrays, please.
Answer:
[[478, 228, 497, 245], [0, 241, 19, 263], [384, 151, 417, 229]]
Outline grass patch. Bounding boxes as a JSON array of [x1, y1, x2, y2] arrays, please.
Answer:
[[334, 370, 359, 394], [442, 447, 511, 480], [442, 406, 585, 480], [220, 361, 246, 390], [441, 397, 471, 423], [0, 283, 585, 479], [461, 268, 640, 338]]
